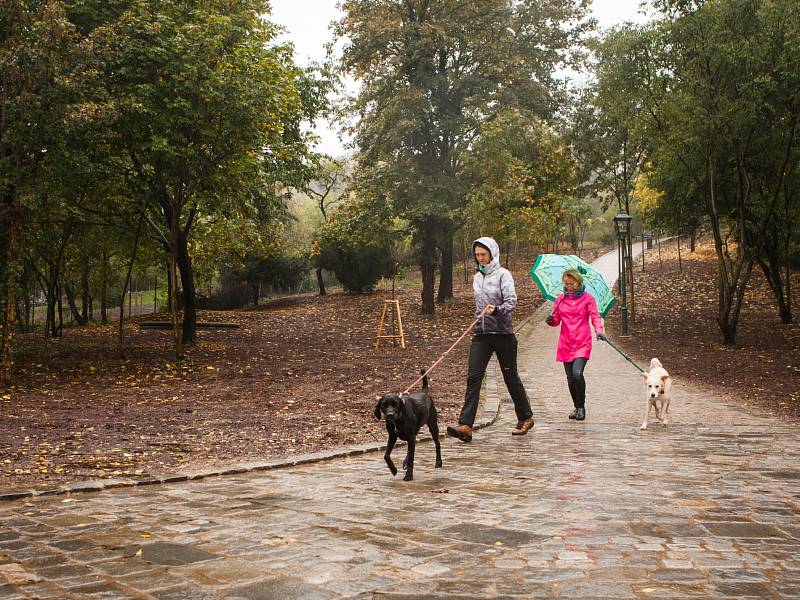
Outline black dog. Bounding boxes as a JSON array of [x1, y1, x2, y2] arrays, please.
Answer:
[[373, 372, 442, 481]]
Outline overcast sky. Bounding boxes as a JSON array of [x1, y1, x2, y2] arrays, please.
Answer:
[[269, 0, 652, 156]]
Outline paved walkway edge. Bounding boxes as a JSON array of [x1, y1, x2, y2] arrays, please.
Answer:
[[0, 408, 505, 503]]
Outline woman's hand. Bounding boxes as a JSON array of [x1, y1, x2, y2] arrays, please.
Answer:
[[596, 332, 608, 342], [545, 314, 554, 326], [484, 304, 495, 315]]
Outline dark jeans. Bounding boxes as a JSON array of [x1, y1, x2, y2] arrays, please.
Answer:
[[563, 357, 589, 408], [459, 334, 533, 427]]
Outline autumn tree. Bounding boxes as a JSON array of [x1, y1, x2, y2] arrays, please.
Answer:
[[304, 158, 350, 295], [336, 0, 593, 314], [0, 0, 77, 382], [612, 0, 800, 342], [315, 190, 397, 294], [72, 0, 326, 357]]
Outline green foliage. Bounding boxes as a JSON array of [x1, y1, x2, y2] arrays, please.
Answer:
[[586, 0, 800, 338], [570, 25, 650, 214], [60, 0, 330, 345], [248, 254, 310, 293], [0, 0, 332, 371], [466, 110, 579, 247]]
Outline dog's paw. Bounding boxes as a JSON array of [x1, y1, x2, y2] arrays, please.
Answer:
[[640, 423, 648, 430], [403, 473, 413, 481]]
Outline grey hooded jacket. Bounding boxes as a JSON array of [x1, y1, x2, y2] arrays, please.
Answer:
[[472, 237, 517, 335]]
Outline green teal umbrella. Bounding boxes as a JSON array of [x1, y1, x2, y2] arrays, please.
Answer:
[[530, 254, 616, 317]]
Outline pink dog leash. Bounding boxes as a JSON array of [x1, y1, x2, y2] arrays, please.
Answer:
[[401, 314, 483, 395]]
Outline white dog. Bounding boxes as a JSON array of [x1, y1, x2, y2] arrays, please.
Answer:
[[640, 358, 672, 430]]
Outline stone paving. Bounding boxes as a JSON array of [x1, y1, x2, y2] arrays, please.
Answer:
[[1, 250, 799, 599]]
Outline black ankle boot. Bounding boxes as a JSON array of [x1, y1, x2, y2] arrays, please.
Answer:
[[568, 408, 578, 420], [575, 407, 586, 421]]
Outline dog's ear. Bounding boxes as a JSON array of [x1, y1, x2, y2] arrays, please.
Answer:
[[373, 397, 383, 420], [660, 374, 670, 383], [641, 371, 649, 380], [396, 395, 406, 418]]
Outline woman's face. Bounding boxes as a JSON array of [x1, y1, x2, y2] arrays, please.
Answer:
[[563, 275, 580, 292], [474, 246, 491, 265]]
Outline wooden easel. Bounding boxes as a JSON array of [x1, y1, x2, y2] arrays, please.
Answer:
[[375, 299, 405, 349]]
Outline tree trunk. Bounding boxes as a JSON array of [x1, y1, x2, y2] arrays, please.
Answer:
[[119, 210, 145, 349], [759, 259, 792, 324], [100, 250, 109, 324], [462, 235, 470, 283], [168, 204, 182, 358], [785, 180, 793, 323], [80, 262, 90, 322], [420, 226, 436, 315], [436, 232, 454, 304], [56, 282, 63, 337], [64, 281, 88, 325], [627, 235, 635, 325], [0, 190, 21, 383], [251, 283, 259, 306], [757, 219, 792, 323], [316, 267, 326, 296], [45, 284, 56, 339], [43, 283, 52, 351], [177, 229, 196, 345], [708, 159, 757, 346]]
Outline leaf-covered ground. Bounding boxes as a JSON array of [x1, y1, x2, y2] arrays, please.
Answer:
[[606, 237, 800, 420], [2, 241, 797, 492]]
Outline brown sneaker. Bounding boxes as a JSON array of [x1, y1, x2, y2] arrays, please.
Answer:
[[446, 423, 473, 442], [512, 418, 535, 436]]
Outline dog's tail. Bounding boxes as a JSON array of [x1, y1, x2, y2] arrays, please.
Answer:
[[420, 368, 429, 393], [650, 358, 663, 369]]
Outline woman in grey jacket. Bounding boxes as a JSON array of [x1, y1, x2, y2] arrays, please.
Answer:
[[447, 237, 534, 442]]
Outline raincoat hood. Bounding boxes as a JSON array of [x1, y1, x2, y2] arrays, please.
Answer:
[[473, 237, 501, 273]]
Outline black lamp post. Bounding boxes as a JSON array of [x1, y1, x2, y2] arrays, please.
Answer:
[[613, 212, 633, 336]]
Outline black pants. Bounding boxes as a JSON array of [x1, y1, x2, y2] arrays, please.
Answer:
[[459, 334, 533, 427], [563, 357, 589, 408]]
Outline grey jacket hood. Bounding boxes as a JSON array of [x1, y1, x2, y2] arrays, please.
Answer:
[[473, 236, 501, 274]]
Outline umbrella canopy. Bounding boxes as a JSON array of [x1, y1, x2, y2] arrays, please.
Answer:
[[530, 254, 617, 317]]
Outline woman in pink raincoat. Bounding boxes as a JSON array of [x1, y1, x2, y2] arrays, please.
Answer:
[[545, 268, 607, 421]]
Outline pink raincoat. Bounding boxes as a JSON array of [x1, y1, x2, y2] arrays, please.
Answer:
[[549, 289, 605, 362]]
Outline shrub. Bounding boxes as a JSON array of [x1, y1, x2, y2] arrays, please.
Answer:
[[316, 242, 394, 294]]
